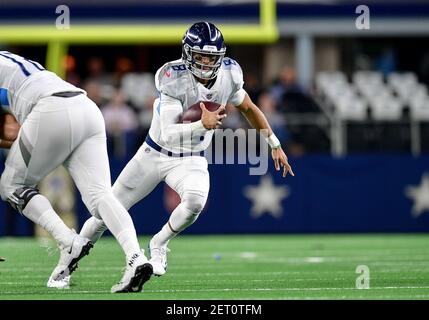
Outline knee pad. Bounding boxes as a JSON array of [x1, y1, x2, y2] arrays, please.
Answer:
[[182, 192, 207, 214], [8, 187, 40, 214], [95, 192, 124, 220], [83, 189, 112, 219]]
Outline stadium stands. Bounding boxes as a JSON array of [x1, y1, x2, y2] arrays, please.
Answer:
[[316, 70, 429, 155]]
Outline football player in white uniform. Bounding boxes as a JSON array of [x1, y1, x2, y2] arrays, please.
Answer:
[[0, 51, 153, 293], [49, 22, 294, 286]]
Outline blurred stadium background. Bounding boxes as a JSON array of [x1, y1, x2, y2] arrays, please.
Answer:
[[1, 0, 429, 299]]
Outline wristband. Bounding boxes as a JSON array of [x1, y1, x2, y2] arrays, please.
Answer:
[[265, 133, 281, 149]]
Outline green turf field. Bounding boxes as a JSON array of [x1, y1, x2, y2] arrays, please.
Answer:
[[0, 234, 428, 299]]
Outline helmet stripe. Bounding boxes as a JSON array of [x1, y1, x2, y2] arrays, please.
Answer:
[[205, 22, 211, 39]]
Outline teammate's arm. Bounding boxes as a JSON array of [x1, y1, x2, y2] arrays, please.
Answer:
[[236, 93, 294, 178], [0, 109, 20, 149], [0, 139, 14, 149]]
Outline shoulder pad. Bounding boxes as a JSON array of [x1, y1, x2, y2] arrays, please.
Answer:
[[221, 57, 240, 70], [221, 57, 243, 88], [155, 59, 188, 92]]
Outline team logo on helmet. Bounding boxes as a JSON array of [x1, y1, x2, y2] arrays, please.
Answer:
[[182, 22, 226, 80]]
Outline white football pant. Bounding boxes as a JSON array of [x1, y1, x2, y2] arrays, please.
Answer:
[[113, 143, 210, 226], [0, 94, 140, 256]]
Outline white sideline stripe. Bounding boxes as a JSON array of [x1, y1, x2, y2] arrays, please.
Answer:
[[4, 257, 429, 270], [158, 286, 426, 293], [239, 252, 257, 259], [6, 253, 429, 263], [0, 278, 338, 284], [304, 257, 324, 263], [147, 286, 429, 292], [6, 259, 429, 271], [0, 276, 427, 284], [3, 268, 429, 276], [2, 286, 429, 295]]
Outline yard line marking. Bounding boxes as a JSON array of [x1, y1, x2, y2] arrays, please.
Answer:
[[304, 257, 325, 263], [239, 252, 257, 259], [3, 286, 429, 295], [143, 286, 429, 293], [3, 268, 429, 276]]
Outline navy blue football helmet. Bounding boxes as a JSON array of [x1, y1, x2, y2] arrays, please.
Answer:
[[182, 22, 226, 80]]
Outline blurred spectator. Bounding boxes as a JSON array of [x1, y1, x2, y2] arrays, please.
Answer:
[[102, 89, 138, 135], [86, 56, 114, 86], [101, 89, 139, 158], [64, 55, 81, 86], [136, 95, 156, 148], [244, 72, 263, 103], [86, 57, 116, 102], [120, 71, 158, 147], [83, 80, 104, 107], [270, 66, 321, 114], [270, 66, 303, 107], [375, 48, 397, 77], [121, 72, 157, 111], [258, 93, 289, 145], [420, 50, 429, 87], [355, 53, 373, 71], [114, 57, 135, 86]]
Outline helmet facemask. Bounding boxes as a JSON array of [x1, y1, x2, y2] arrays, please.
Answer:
[[183, 44, 225, 80]]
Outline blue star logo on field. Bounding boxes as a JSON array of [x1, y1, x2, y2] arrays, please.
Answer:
[[405, 172, 429, 218], [243, 175, 290, 219]]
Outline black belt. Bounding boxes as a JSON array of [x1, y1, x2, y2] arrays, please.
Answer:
[[145, 135, 204, 157], [51, 91, 84, 98]]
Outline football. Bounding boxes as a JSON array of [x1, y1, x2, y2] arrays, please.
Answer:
[[180, 101, 224, 123]]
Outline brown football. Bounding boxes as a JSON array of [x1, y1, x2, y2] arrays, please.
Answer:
[[180, 101, 224, 123]]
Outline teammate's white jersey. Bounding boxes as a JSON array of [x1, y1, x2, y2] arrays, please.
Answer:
[[149, 57, 246, 154], [0, 51, 84, 124]]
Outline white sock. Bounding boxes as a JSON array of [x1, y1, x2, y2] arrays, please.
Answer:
[[22, 195, 75, 248], [153, 223, 177, 247], [80, 216, 107, 244], [96, 193, 141, 259], [154, 202, 199, 247]]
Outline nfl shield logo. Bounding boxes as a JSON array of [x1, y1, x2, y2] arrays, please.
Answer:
[[145, 147, 151, 153], [206, 94, 213, 100]]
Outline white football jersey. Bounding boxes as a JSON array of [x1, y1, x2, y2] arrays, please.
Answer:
[[149, 57, 246, 154], [0, 51, 84, 124]]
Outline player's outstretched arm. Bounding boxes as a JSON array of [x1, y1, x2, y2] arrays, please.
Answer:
[[236, 94, 295, 178]]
